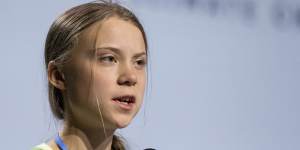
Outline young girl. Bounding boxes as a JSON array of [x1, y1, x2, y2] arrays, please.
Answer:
[[33, 1, 148, 150]]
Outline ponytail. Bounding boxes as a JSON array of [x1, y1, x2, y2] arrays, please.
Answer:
[[112, 135, 126, 150]]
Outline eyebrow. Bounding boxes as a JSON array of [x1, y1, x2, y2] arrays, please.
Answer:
[[95, 47, 147, 58]]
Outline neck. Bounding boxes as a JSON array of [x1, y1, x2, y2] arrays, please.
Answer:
[[60, 121, 115, 150]]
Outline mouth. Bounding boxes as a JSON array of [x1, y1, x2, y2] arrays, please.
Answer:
[[111, 95, 136, 110]]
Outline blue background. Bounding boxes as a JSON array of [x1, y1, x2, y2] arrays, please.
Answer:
[[0, 0, 299, 149]]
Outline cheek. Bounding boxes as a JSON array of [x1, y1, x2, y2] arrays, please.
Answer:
[[92, 69, 117, 93], [139, 71, 147, 93], [136, 72, 147, 107], [66, 66, 93, 107], [64, 59, 101, 107]]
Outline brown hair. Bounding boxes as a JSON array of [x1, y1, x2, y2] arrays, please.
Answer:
[[44, 1, 147, 149]]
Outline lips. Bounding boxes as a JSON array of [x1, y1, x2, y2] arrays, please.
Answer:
[[112, 95, 136, 104], [111, 95, 136, 110]]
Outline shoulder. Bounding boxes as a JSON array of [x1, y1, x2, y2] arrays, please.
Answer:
[[32, 140, 58, 150], [32, 143, 53, 150]]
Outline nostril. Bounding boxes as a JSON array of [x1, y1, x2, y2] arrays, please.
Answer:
[[117, 72, 137, 86], [117, 79, 136, 86]]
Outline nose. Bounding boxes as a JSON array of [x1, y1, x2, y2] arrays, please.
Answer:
[[117, 64, 137, 86]]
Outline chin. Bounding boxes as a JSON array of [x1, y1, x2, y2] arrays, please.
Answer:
[[116, 120, 132, 129], [116, 123, 129, 129], [113, 116, 133, 129]]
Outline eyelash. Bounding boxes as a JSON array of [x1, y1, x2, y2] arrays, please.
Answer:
[[135, 59, 147, 68], [97, 55, 147, 68], [99, 55, 117, 63]]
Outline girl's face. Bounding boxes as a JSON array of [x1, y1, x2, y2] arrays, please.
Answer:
[[63, 17, 147, 130]]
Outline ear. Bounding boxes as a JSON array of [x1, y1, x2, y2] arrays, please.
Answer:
[[48, 60, 66, 90]]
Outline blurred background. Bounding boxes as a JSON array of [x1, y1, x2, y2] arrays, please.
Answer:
[[0, 0, 299, 149]]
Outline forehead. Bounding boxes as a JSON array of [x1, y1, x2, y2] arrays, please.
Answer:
[[75, 17, 146, 54]]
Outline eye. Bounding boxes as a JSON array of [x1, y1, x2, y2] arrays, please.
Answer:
[[135, 58, 147, 69], [99, 55, 117, 64]]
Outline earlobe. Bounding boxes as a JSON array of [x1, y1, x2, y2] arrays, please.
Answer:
[[48, 60, 66, 90]]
